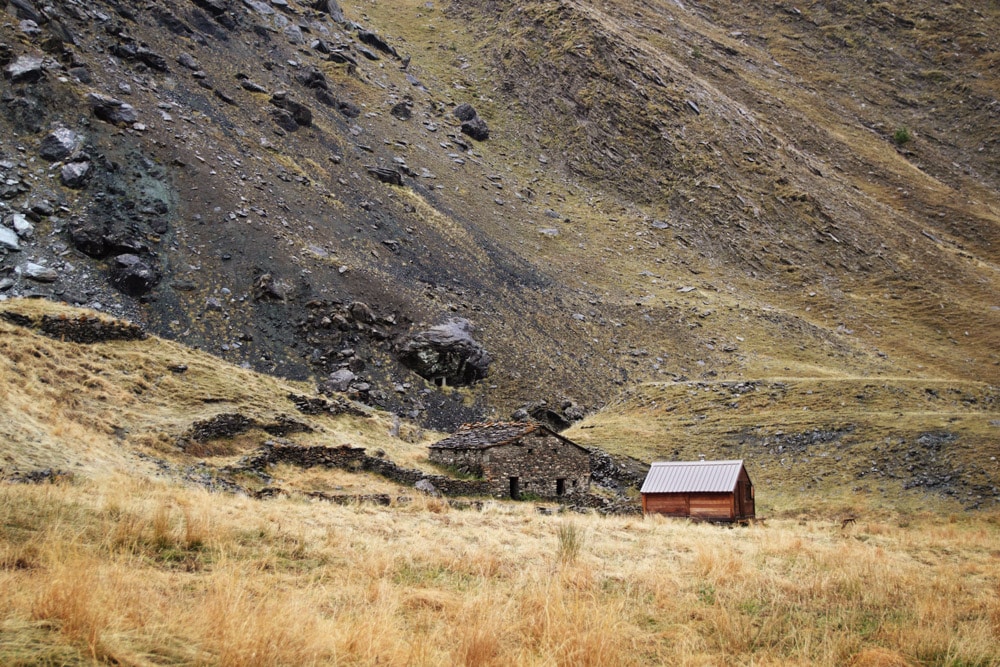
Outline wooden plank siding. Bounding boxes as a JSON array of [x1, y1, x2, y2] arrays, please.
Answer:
[[642, 492, 735, 520], [640, 460, 755, 522]]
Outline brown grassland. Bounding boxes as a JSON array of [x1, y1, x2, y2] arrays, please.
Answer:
[[2, 303, 999, 666], [1, 479, 999, 666]]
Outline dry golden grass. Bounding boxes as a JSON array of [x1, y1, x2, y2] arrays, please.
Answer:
[[2, 302, 998, 664], [0, 298, 441, 481], [2, 478, 999, 666]]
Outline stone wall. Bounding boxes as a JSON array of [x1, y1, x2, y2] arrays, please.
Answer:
[[1, 310, 147, 343], [430, 430, 591, 499], [231, 442, 496, 498]]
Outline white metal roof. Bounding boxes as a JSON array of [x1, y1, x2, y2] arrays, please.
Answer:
[[640, 460, 746, 494]]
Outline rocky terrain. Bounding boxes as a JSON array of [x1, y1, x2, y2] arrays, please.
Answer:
[[0, 0, 997, 443]]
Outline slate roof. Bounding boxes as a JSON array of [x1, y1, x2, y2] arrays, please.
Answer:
[[429, 422, 588, 452], [640, 460, 748, 494]]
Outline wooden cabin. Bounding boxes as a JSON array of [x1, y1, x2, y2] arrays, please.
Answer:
[[640, 460, 754, 521]]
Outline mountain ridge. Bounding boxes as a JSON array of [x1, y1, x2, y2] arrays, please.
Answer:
[[0, 0, 997, 432]]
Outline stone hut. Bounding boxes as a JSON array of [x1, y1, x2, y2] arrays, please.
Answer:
[[428, 422, 590, 500]]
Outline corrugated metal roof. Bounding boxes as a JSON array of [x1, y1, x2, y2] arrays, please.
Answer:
[[640, 460, 746, 494]]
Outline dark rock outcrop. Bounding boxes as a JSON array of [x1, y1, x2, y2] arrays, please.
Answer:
[[453, 103, 477, 122], [270, 93, 312, 127], [461, 117, 490, 141], [453, 103, 489, 140], [39, 128, 81, 161], [87, 94, 138, 125], [396, 318, 492, 386], [4, 55, 45, 84], [60, 160, 91, 189], [0, 310, 147, 343], [109, 253, 160, 296], [357, 30, 399, 59]]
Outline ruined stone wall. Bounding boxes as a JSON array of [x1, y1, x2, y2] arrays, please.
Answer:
[[233, 442, 495, 497], [1, 311, 147, 343], [482, 431, 590, 499]]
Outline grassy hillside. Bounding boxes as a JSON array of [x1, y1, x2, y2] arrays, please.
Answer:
[[567, 377, 1000, 512], [2, 303, 999, 665], [1, 0, 996, 426], [0, 298, 433, 482], [3, 471, 999, 666]]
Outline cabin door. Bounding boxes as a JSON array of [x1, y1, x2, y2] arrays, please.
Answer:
[[509, 477, 520, 500]]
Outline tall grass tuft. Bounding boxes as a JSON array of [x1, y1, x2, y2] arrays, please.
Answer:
[[556, 521, 584, 565]]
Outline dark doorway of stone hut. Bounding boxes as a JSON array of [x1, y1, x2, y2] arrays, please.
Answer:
[[509, 477, 520, 500]]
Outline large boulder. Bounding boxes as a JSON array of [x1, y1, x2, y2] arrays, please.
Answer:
[[4, 55, 45, 84], [39, 128, 82, 162], [396, 318, 492, 386], [0, 226, 21, 251], [453, 103, 478, 122], [109, 253, 159, 296], [453, 103, 490, 141], [270, 93, 312, 127], [461, 117, 490, 141], [60, 160, 91, 189], [313, 0, 345, 23], [87, 94, 138, 125]]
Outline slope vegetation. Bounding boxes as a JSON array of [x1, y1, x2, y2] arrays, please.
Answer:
[[0, 0, 997, 429]]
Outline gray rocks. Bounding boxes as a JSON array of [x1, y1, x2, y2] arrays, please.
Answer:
[[270, 93, 312, 127], [367, 167, 403, 186], [87, 94, 138, 126], [397, 318, 492, 386], [324, 368, 357, 392], [109, 253, 159, 296], [24, 262, 58, 282], [0, 226, 20, 251], [10, 213, 33, 238], [357, 30, 399, 59], [39, 128, 81, 161], [461, 117, 490, 141], [60, 160, 92, 189], [453, 103, 490, 141], [4, 55, 45, 83], [313, 0, 345, 23], [453, 103, 477, 122]]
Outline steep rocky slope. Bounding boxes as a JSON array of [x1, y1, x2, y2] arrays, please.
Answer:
[[0, 0, 997, 437]]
